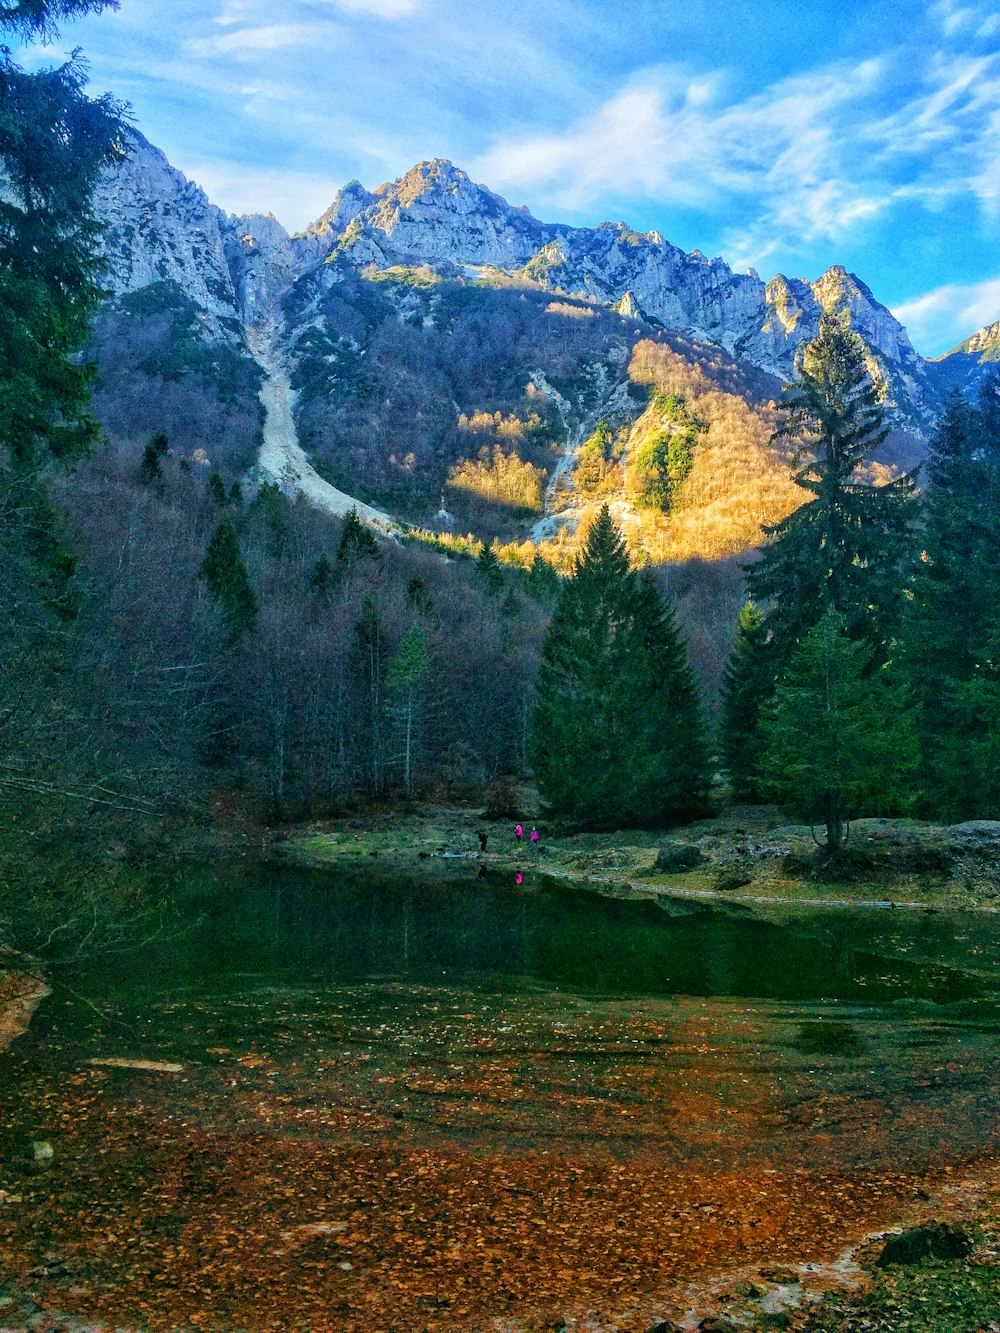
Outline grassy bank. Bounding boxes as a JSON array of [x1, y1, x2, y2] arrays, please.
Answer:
[[282, 801, 1000, 913]]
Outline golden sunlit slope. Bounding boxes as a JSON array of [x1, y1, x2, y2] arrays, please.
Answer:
[[532, 338, 803, 568]]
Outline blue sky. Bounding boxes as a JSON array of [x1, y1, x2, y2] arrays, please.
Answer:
[[26, 0, 1000, 356]]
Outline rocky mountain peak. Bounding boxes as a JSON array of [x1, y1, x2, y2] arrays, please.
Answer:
[[307, 178, 375, 238], [92, 129, 238, 320], [952, 320, 1000, 361]]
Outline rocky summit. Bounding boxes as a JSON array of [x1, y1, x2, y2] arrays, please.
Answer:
[[83, 132, 1000, 543]]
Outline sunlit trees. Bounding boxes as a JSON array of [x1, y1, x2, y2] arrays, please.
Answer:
[[531, 506, 707, 827]]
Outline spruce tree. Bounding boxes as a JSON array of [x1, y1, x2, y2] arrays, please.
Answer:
[[721, 313, 916, 793], [337, 507, 380, 567], [761, 611, 917, 853], [531, 506, 707, 827], [904, 373, 1000, 816], [718, 603, 771, 800], [476, 542, 504, 594], [199, 514, 257, 640], [749, 313, 915, 662]]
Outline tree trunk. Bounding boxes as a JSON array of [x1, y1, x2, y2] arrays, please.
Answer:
[[825, 791, 843, 853]]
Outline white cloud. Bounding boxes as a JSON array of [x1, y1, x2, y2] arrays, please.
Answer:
[[188, 24, 322, 57], [474, 58, 890, 252], [473, 35, 1000, 272], [178, 158, 340, 230], [894, 275, 1000, 354]]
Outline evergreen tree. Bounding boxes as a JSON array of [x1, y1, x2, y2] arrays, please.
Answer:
[[904, 373, 1000, 816], [761, 611, 917, 853], [405, 575, 435, 617], [530, 506, 707, 827], [718, 602, 771, 800], [749, 313, 916, 662], [721, 314, 916, 793], [523, 551, 560, 607], [308, 555, 335, 598], [137, 433, 168, 484], [0, 2, 127, 469], [337, 507, 380, 567], [199, 514, 257, 640], [207, 470, 229, 506], [351, 597, 387, 794], [476, 541, 504, 594]]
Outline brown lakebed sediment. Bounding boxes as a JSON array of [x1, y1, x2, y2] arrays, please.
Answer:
[[3, 977, 1000, 1332], [2, 847, 1000, 1332]]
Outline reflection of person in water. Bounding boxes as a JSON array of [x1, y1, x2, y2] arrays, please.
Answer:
[[478, 862, 488, 878], [515, 871, 523, 886]]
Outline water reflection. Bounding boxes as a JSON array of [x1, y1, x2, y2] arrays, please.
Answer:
[[87, 866, 1000, 1007]]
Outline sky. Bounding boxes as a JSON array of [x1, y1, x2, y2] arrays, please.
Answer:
[[23, 0, 1000, 357]]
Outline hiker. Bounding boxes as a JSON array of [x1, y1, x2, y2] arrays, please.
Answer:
[[514, 823, 523, 845], [530, 827, 539, 850], [515, 871, 523, 886], [477, 829, 488, 853]]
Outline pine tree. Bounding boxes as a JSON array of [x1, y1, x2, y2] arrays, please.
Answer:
[[718, 603, 771, 800], [199, 514, 257, 640], [761, 611, 917, 853], [530, 506, 707, 827]]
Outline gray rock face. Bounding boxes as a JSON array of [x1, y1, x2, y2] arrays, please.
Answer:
[[89, 142, 991, 435], [221, 212, 300, 327], [92, 131, 238, 319], [310, 158, 554, 269]]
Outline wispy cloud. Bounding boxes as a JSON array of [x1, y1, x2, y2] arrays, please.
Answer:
[[188, 24, 324, 57], [894, 276, 1000, 353], [474, 58, 891, 263], [181, 157, 341, 227]]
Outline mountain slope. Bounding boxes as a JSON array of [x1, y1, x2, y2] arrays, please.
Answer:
[[81, 137, 997, 556]]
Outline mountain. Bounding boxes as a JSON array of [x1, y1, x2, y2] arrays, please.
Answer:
[[83, 135, 996, 555]]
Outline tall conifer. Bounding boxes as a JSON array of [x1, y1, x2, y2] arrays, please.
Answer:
[[531, 507, 707, 826], [200, 514, 257, 641]]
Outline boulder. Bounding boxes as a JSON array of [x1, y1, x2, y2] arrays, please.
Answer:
[[653, 843, 707, 872], [714, 869, 752, 892], [875, 1221, 972, 1267]]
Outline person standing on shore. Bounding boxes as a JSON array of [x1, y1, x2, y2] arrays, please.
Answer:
[[514, 823, 523, 848], [530, 827, 539, 852]]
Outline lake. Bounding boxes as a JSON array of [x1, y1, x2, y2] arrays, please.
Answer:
[[2, 865, 999, 1330]]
